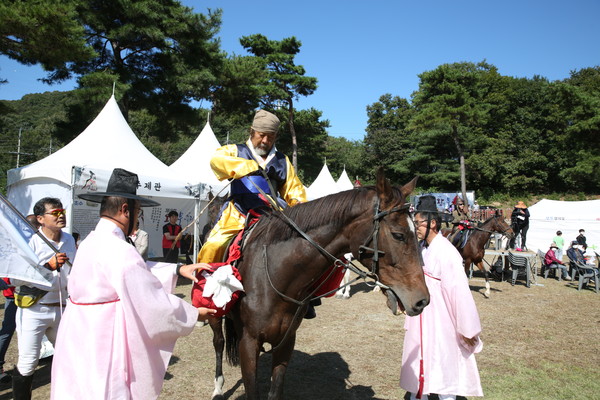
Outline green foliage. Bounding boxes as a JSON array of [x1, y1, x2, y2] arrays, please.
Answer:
[[365, 62, 600, 197], [239, 34, 318, 169], [0, 0, 94, 75], [0, 91, 75, 192]]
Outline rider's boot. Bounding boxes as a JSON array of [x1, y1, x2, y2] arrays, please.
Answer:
[[303, 298, 321, 319]]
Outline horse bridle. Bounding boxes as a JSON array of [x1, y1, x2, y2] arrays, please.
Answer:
[[473, 215, 513, 237], [357, 199, 411, 279]]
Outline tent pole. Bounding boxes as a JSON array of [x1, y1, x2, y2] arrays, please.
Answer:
[[193, 198, 199, 263]]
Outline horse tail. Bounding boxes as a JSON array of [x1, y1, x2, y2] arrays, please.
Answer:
[[224, 316, 240, 366]]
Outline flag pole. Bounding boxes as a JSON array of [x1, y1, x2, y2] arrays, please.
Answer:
[[0, 194, 72, 267]]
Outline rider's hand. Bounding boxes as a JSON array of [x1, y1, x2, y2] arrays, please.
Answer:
[[198, 307, 217, 321]]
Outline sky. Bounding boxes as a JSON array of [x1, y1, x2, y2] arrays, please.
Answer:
[[1, 0, 599, 140]]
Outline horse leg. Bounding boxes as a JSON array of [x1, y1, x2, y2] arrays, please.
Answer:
[[239, 333, 261, 400], [335, 269, 351, 299], [268, 333, 296, 400], [478, 261, 491, 298], [208, 317, 225, 399]]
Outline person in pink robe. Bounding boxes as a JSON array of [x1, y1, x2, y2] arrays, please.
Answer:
[[400, 196, 483, 400], [51, 168, 215, 399]]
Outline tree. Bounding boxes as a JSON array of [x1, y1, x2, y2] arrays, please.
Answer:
[[6, 0, 224, 141], [210, 55, 266, 116], [275, 108, 329, 184], [364, 94, 416, 184], [239, 34, 318, 170], [0, 0, 94, 81], [410, 61, 498, 207], [323, 136, 365, 184]]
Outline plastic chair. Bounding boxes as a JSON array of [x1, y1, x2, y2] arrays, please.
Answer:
[[572, 262, 599, 293], [508, 251, 531, 288]]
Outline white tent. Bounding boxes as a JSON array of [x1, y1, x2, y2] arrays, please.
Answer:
[[526, 199, 600, 254], [6, 95, 211, 259], [306, 163, 338, 201], [336, 168, 354, 191], [169, 120, 223, 187]]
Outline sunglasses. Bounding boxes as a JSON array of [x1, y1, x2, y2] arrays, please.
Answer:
[[45, 208, 66, 217]]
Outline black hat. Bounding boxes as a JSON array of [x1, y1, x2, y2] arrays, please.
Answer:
[[78, 168, 160, 207], [416, 195, 439, 213]]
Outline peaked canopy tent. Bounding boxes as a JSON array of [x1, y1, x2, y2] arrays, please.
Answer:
[[169, 119, 229, 258], [306, 163, 339, 201], [169, 119, 223, 188], [6, 95, 212, 259], [526, 199, 600, 254], [336, 168, 354, 191]]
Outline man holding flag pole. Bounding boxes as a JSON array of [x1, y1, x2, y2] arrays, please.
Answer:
[[0, 195, 75, 399]]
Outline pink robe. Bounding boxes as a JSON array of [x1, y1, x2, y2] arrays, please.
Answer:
[[51, 219, 198, 399], [400, 234, 483, 397]]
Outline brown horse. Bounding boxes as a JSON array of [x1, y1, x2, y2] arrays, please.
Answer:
[[207, 170, 429, 400], [444, 212, 514, 297]]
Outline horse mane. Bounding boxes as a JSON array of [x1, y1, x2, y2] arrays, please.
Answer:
[[251, 185, 405, 244], [477, 215, 498, 228]]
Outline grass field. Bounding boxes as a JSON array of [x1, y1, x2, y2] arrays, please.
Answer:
[[0, 256, 599, 399]]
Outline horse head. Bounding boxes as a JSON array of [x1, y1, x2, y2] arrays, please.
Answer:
[[353, 169, 429, 317], [491, 210, 514, 239]]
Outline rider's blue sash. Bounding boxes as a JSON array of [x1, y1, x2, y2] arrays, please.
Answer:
[[231, 175, 271, 195], [230, 144, 288, 214]]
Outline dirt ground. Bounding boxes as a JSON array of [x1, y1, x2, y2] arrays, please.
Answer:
[[0, 255, 599, 400]]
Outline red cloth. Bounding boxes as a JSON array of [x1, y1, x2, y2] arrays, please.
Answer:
[[2, 278, 14, 299], [312, 264, 347, 298], [191, 229, 245, 317]]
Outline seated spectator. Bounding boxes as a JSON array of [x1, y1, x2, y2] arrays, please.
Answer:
[[544, 243, 571, 280], [567, 241, 596, 267]]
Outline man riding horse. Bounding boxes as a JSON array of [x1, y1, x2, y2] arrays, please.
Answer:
[[197, 109, 311, 312], [449, 197, 473, 248]]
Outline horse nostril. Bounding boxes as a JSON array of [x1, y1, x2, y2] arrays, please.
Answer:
[[414, 298, 429, 312]]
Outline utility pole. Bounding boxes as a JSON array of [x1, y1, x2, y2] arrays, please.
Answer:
[[8, 128, 32, 168]]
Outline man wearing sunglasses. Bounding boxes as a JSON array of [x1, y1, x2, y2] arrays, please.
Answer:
[[11, 197, 76, 399]]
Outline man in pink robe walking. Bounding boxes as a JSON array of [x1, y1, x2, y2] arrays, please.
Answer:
[[51, 168, 216, 399], [400, 195, 483, 400]]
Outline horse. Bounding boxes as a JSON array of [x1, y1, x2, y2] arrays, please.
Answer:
[[206, 170, 430, 400], [444, 212, 514, 298]]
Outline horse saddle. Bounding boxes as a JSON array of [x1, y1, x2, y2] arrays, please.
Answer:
[[450, 228, 473, 249]]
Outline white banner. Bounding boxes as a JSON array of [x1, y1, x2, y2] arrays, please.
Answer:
[[71, 167, 210, 260], [0, 195, 54, 287]]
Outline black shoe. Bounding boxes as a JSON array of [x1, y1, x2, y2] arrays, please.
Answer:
[[12, 369, 33, 400], [0, 370, 10, 384], [304, 304, 316, 319]]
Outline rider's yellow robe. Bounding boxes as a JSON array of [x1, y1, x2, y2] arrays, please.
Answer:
[[198, 141, 306, 264]]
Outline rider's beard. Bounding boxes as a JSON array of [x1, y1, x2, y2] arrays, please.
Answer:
[[254, 143, 270, 157]]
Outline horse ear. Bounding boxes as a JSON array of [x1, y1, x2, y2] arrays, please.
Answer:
[[376, 167, 393, 203], [400, 176, 418, 200]]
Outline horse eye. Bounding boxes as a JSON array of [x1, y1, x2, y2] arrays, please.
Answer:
[[392, 232, 405, 242]]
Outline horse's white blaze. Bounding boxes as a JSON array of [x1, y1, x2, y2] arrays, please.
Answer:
[[407, 214, 416, 234]]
